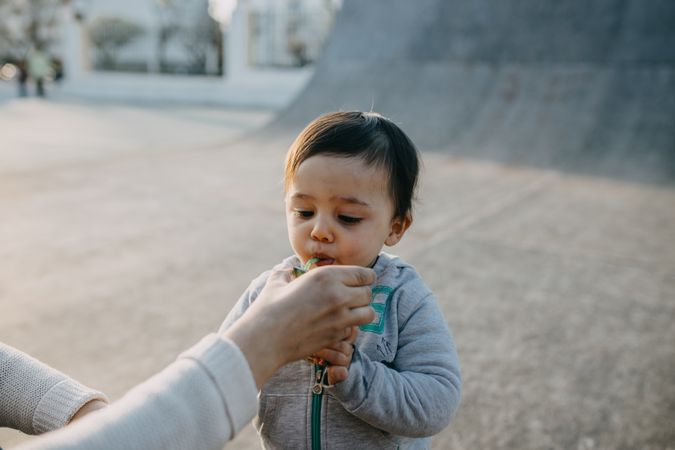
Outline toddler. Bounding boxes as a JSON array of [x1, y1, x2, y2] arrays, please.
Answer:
[[221, 111, 461, 449]]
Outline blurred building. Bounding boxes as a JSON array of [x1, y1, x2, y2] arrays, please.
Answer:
[[245, 0, 338, 68], [76, 0, 221, 75], [1, 0, 339, 79]]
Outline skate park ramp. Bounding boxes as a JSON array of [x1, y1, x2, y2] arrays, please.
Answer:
[[274, 0, 675, 184]]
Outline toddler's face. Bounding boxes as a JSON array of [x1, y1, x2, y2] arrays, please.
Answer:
[[285, 155, 408, 268]]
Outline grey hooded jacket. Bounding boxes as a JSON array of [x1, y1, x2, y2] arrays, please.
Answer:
[[220, 252, 461, 449]]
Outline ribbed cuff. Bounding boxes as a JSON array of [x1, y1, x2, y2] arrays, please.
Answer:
[[180, 334, 258, 438], [32, 379, 109, 434]]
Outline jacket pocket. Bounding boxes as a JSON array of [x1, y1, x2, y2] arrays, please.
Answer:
[[324, 395, 400, 449], [256, 394, 309, 450]]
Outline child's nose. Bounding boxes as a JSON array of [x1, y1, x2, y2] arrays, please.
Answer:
[[310, 217, 334, 243]]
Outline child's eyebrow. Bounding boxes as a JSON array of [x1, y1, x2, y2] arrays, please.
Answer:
[[290, 193, 370, 207], [333, 196, 370, 207], [290, 193, 313, 200]]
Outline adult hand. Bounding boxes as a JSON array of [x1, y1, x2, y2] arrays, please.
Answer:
[[223, 265, 375, 388]]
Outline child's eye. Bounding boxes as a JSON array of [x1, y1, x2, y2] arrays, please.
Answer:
[[294, 210, 314, 218], [338, 215, 362, 224]]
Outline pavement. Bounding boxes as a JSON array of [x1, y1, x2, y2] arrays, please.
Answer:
[[2, 97, 675, 450], [0, 96, 276, 448], [55, 68, 314, 109]]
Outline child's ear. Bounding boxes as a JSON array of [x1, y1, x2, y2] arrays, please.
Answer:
[[385, 213, 412, 246]]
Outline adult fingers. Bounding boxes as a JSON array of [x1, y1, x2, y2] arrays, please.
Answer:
[[338, 266, 376, 287], [344, 326, 359, 345], [343, 285, 374, 309], [344, 305, 375, 328], [309, 309, 373, 349], [299, 266, 373, 311], [312, 265, 375, 287], [317, 307, 374, 338]]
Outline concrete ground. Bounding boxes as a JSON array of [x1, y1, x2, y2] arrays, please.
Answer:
[[0, 66, 313, 109], [2, 98, 675, 449]]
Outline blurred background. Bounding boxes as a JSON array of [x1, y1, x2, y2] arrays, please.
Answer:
[[1, 1, 674, 449], [0, 0, 340, 105]]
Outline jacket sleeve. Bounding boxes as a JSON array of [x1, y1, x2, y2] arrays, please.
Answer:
[[329, 293, 462, 437], [16, 335, 258, 450], [0, 342, 109, 435], [218, 270, 271, 333]]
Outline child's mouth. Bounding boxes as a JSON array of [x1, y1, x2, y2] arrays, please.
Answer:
[[314, 257, 335, 266], [293, 256, 335, 277]]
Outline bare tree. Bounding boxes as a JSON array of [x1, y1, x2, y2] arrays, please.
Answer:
[[154, 0, 181, 72], [179, 5, 222, 74], [152, 0, 222, 75], [88, 16, 143, 70], [0, 0, 64, 60]]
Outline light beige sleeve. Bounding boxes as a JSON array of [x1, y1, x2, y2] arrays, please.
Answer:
[[16, 335, 257, 450], [0, 342, 108, 435]]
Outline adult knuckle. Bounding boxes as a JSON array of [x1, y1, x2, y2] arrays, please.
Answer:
[[356, 270, 370, 285], [327, 289, 343, 308], [313, 268, 330, 283], [327, 329, 341, 342]]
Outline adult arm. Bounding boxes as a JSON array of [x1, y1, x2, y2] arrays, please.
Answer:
[[14, 335, 256, 450], [0, 343, 108, 435], [16, 265, 375, 450]]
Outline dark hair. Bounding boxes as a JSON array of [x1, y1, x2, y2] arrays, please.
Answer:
[[284, 111, 420, 220]]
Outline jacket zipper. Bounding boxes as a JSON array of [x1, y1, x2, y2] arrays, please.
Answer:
[[311, 364, 325, 450]]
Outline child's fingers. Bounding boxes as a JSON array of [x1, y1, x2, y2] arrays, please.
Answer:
[[321, 339, 354, 356], [314, 348, 349, 367], [327, 365, 349, 385], [314, 341, 354, 367]]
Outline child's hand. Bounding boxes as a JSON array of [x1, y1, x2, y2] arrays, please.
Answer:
[[313, 326, 358, 385]]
